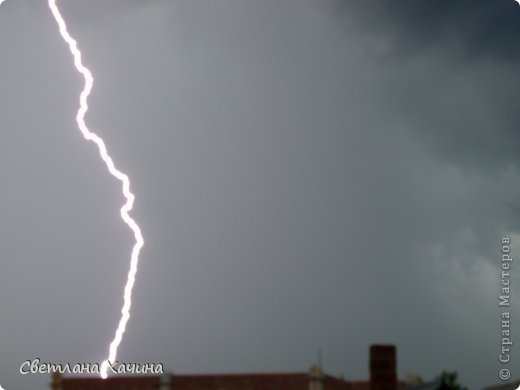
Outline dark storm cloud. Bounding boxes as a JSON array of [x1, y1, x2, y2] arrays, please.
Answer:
[[318, 0, 520, 176], [327, 0, 520, 60]]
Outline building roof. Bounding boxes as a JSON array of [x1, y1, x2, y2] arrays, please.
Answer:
[[61, 373, 315, 390], [169, 373, 309, 390], [61, 375, 161, 390], [58, 372, 407, 390]]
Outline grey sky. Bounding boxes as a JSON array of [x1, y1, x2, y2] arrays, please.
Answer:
[[1, 1, 520, 389]]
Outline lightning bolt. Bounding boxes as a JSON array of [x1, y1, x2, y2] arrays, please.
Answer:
[[48, 0, 144, 379], [0, 0, 144, 386]]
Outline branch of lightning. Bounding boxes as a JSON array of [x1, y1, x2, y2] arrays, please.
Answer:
[[0, 0, 144, 384]]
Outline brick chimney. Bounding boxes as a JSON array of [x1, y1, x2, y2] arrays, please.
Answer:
[[369, 345, 397, 390]]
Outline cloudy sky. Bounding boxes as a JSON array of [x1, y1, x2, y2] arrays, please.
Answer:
[[1, 0, 520, 389]]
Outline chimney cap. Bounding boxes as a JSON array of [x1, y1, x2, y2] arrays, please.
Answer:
[[370, 344, 396, 351]]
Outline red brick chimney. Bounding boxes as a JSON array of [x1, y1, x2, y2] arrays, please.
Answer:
[[369, 345, 397, 390]]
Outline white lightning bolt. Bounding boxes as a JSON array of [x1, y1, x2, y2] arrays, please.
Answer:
[[48, 0, 144, 379]]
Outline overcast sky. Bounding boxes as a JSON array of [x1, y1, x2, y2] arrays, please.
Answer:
[[1, 1, 520, 389]]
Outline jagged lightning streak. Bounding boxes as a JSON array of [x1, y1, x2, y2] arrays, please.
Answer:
[[48, 0, 144, 379]]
